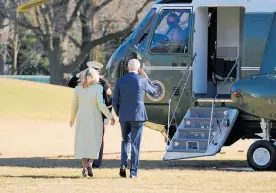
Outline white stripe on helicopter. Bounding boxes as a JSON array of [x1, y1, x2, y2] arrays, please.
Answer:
[[153, 0, 276, 13], [144, 66, 270, 71]]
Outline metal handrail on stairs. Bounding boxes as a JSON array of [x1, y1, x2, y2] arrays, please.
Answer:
[[166, 53, 197, 148], [209, 110, 229, 146], [207, 57, 240, 145]]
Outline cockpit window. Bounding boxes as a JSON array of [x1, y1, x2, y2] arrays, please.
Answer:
[[150, 9, 191, 54], [106, 8, 156, 79]]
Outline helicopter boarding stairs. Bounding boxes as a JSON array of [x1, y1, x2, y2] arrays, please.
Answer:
[[163, 55, 240, 161], [163, 107, 239, 160]]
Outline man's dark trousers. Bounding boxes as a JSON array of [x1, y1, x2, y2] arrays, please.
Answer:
[[120, 121, 143, 177]]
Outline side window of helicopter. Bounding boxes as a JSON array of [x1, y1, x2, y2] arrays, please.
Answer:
[[149, 9, 191, 54], [136, 32, 149, 52], [133, 10, 156, 52]]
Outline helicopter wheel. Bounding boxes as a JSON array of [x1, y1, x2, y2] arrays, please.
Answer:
[[247, 140, 276, 171]]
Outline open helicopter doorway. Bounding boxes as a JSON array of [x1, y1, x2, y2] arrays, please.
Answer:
[[192, 6, 245, 101]]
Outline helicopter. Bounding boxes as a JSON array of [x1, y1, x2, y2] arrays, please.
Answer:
[[106, 0, 276, 171]]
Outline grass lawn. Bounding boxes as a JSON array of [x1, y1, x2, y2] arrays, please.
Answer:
[[0, 78, 276, 193], [0, 78, 73, 121], [1, 152, 276, 193]]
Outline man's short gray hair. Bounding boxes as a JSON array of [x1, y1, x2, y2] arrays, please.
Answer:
[[128, 59, 141, 71]]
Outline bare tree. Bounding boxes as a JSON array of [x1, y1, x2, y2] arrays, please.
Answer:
[[9, 13, 34, 74], [1, 0, 154, 84], [0, 1, 9, 74], [64, 0, 154, 74], [1, 0, 43, 75], [0, 54, 3, 75]]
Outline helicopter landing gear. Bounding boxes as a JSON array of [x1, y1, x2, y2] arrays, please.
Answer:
[[247, 118, 276, 171]]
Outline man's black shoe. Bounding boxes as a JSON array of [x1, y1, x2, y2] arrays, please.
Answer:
[[119, 165, 127, 178]]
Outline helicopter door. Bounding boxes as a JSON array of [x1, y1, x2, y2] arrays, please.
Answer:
[[142, 6, 193, 123]]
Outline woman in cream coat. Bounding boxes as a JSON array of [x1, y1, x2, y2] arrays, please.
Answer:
[[70, 68, 115, 177]]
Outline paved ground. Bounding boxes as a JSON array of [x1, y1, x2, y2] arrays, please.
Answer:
[[0, 118, 166, 158], [0, 118, 254, 158]]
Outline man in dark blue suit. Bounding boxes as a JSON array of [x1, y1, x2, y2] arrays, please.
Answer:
[[112, 59, 157, 178]]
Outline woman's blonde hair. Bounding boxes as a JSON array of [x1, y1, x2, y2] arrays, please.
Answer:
[[78, 68, 99, 88]]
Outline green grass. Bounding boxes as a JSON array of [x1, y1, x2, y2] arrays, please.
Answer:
[[1, 153, 276, 193], [0, 78, 73, 121], [0, 78, 167, 131]]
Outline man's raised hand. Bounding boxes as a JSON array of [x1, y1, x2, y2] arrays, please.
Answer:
[[138, 69, 148, 79]]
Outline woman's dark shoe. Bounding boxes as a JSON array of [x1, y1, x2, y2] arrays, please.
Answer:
[[82, 168, 88, 177], [87, 166, 93, 177]]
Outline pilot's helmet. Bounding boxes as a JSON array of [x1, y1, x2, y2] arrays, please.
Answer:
[[167, 12, 180, 27]]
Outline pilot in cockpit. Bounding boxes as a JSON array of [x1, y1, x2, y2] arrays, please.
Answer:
[[166, 13, 188, 42], [150, 11, 190, 53], [166, 12, 189, 53]]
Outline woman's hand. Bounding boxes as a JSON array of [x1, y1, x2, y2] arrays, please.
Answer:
[[70, 120, 74, 128], [110, 118, 115, 126]]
